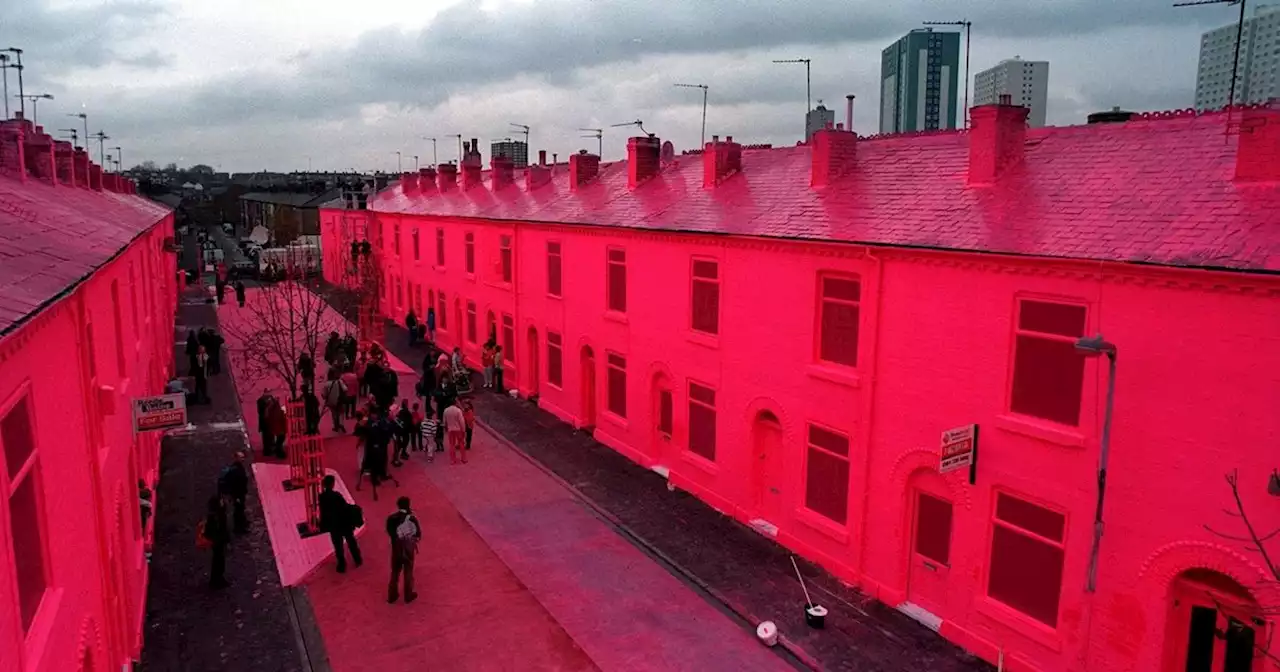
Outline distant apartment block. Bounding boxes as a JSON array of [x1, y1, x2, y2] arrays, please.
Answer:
[[805, 103, 835, 141], [491, 140, 529, 169], [974, 58, 1050, 127], [879, 28, 961, 133], [1195, 4, 1280, 110]]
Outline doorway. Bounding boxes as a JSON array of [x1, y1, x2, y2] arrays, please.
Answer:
[[650, 374, 673, 469], [751, 411, 784, 524], [1164, 570, 1263, 672], [580, 346, 596, 429], [526, 327, 540, 398], [454, 299, 463, 350], [906, 489, 953, 619]]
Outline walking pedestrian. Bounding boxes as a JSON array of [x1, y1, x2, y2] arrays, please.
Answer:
[[394, 399, 413, 464], [256, 390, 274, 457], [267, 396, 288, 458], [217, 451, 250, 534], [425, 306, 436, 343], [493, 345, 505, 393], [324, 374, 346, 432], [341, 366, 359, 419], [319, 475, 363, 573], [193, 345, 210, 403], [202, 495, 231, 589], [385, 496, 421, 604], [406, 309, 419, 346], [234, 280, 246, 307], [185, 330, 200, 375], [410, 403, 424, 452], [303, 386, 321, 436], [444, 402, 466, 464], [207, 329, 224, 375], [462, 399, 475, 451], [216, 280, 226, 304]]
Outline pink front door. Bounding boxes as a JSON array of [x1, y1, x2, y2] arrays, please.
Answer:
[[752, 412, 784, 522], [580, 348, 596, 428], [907, 490, 953, 617]]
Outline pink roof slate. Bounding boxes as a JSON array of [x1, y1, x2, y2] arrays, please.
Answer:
[[369, 110, 1280, 273], [0, 176, 171, 335]]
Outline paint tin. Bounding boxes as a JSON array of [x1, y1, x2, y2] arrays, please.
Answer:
[[755, 621, 779, 646], [805, 604, 827, 629]]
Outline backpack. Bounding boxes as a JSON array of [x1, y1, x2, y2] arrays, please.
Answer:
[[347, 503, 364, 529], [395, 515, 419, 555]]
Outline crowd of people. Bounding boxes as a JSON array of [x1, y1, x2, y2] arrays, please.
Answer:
[[184, 327, 225, 404]]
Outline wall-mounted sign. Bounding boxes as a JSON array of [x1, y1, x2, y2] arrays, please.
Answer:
[[133, 393, 188, 433], [940, 424, 979, 483]]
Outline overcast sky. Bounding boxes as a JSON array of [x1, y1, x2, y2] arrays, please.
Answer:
[[0, 0, 1233, 173]]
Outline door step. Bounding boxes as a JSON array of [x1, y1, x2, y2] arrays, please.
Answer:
[[650, 465, 670, 478], [897, 602, 942, 632], [748, 518, 779, 538]]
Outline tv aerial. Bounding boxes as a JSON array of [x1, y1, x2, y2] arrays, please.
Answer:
[[579, 127, 603, 157], [610, 119, 649, 136]]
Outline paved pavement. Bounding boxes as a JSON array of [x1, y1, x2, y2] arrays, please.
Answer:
[[139, 287, 314, 672], [373, 322, 992, 672]]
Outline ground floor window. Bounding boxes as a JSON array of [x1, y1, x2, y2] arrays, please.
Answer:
[[803, 424, 850, 524], [687, 382, 716, 461], [606, 353, 626, 418], [547, 333, 563, 387], [987, 493, 1066, 627]]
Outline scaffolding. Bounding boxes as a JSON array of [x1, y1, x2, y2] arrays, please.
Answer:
[[338, 182, 384, 352]]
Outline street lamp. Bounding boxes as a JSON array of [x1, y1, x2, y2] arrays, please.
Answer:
[[69, 112, 88, 146], [1075, 333, 1117, 593], [674, 83, 709, 148], [20, 93, 53, 125]]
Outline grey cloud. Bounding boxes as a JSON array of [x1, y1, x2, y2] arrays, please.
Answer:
[[0, 0, 170, 74]]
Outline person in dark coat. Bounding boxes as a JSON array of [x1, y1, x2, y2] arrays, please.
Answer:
[[193, 346, 210, 403], [418, 359, 436, 414], [394, 399, 413, 464], [425, 307, 436, 343], [319, 475, 362, 573], [324, 332, 342, 366], [385, 496, 421, 604], [185, 331, 200, 374], [234, 280, 246, 307], [206, 330, 224, 375], [298, 352, 316, 389], [216, 280, 226, 304], [363, 410, 392, 484], [406, 310, 419, 346], [343, 334, 358, 365], [203, 495, 231, 589], [217, 451, 250, 534], [362, 357, 384, 402], [303, 387, 321, 435], [256, 390, 274, 457], [377, 367, 399, 411], [266, 397, 288, 458]]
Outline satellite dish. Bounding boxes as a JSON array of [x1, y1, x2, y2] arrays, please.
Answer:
[[249, 226, 269, 245], [660, 141, 675, 165]]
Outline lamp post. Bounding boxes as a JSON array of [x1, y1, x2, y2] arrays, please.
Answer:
[[674, 83, 709, 148], [395, 151, 402, 173], [21, 93, 53, 125], [413, 155, 419, 170], [70, 112, 88, 146], [0, 54, 10, 119], [1075, 334, 1117, 593]]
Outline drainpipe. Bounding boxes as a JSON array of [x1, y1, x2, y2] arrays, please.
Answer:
[[854, 246, 884, 582], [512, 219, 522, 395]]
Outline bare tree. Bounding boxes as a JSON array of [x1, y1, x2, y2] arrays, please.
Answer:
[[224, 273, 344, 400], [1203, 469, 1280, 665]]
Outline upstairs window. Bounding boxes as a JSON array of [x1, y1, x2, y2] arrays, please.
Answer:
[[547, 332, 563, 387], [128, 262, 139, 333], [690, 258, 720, 335], [817, 274, 860, 367], [502, 314, 515, 364], [547, 242, 562, 297], [606, 353, 627, 418], [111, 280, 127, 377], [606, 248, 626, 313], [85, 322, 99, 381], [1010, 300, 1087, 426], [464, 232, 475, 274], [394, 222, 401, 256], [412, 228, 420, 261], [988, 493, 1066, 627], [2, 396, 49, 634], [500, 235, 513, 283], [435, 228, 445, 267], [687, 382, 716, 461], [437, 292, 448, 330], [466, 301, 477, 344], [804, 425, 851, 524]]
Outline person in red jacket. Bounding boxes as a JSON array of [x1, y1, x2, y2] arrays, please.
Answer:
[[266, 396, 288, 458], [462, 400, 476, 451], [481, 342, 496, 388]]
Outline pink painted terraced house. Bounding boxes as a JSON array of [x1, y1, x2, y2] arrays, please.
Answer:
[[0, 117, 176, 672], [320, 101, 1280, 672]]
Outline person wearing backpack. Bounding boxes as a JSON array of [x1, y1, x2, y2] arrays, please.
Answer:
[[201, 495, 231, 589], [217, 451, 250, 534], [319, 475, 363, 573], [385, 496, 421, 604]]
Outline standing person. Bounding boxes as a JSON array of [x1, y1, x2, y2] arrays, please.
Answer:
[[343, 333, 358, 365], [462, 400, 476, 451], [324, 374, 346, 432], [193, 346, 210, 403], [356, 353, 370, 397], [256, 391, 274, 457], [444, 402, 466, 464], [425, 306, 436, 343], [324, 332, 342, 366], [267, 396, 288, 458], [234, 280, 246, 307], [405, 309, 419, 346], [217, 451, 250, 534], [341, 366, 359, 419], [417, 359, 436, 414], [410, 403, 425, 452], [492, 345, 505, 393], [303, 386, 321, 436], [450, 347, 463, 373], [364, 409, 392, 484], [207, 330, 224, 375], [202, 495, 231, 589], [395, 400, 414, 462], [298, 352, 316, 390], [481, 340, 496, 388], [385, 496, 421, 604], [319, 475, 362, 573], [185, 331, 200, 375]]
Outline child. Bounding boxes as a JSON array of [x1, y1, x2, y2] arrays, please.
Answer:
[[462, 400, 475, 451], [420, 415, 437, 463], [410, 403, 425, 451], [493, 346, 505, 393]]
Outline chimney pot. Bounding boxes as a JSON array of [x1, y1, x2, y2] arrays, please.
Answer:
[[490, 156, 514, 189], [725, 135, 733, 143], [401, 171, 419, 194], [810, 126, 858, 188], [711, 135, 719, 144], [845, 94, 855, 131], [54, 140, 75, 186], [538, 150, 546, 166], [23, 130, 57, 186], [437, 163, 458, 191], [627, 135, 661, 189], [1235, 104, 1280, 183], [553, 153, 558, 164], [836, 123, 844, 131], [998, 93, 1012, 106], [568, 151, 600, 191], [526, 163, 552, 190], [968, 101, 1029, 185], [703, 135, 743, 188]]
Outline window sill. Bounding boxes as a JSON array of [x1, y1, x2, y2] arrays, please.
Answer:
[[548, 293, 562, 301], [806, 363, 862, 389], [974, 596, 1063, 652], [466, 272, 476, 281], [994, 414, 1085, 449], [680, 451, 719, 476], [603, 311, 628, 325], [794, 506, 851, 544], [603, 411, 628, 430], [686, 330, 719, 349]]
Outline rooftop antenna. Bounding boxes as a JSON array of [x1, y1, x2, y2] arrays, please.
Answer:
[[1175, 0, 1247, 119], [772, 58, 812, 114], [69, 112, 88, 147], [0, 54, 10, 119], [421, 136, 437, 165], [611, 119, 649, 136], [59, 128, 78, 147], [674, 83, 709, 148], [923, 20, 972, 129], [92, 130, 110, 165], [449, 134, 463, 164], [19, 93, 52, 125], [2, 48, 24, 117], [579, 127, 603, 157], [111, 146, 122, 172]]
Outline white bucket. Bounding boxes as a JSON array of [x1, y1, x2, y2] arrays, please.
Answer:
[[755, 621, 779, 647]]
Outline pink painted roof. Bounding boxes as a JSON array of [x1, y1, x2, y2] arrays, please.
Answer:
[[370, 110, 1280, 273], [0, 176, 170, 335]]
